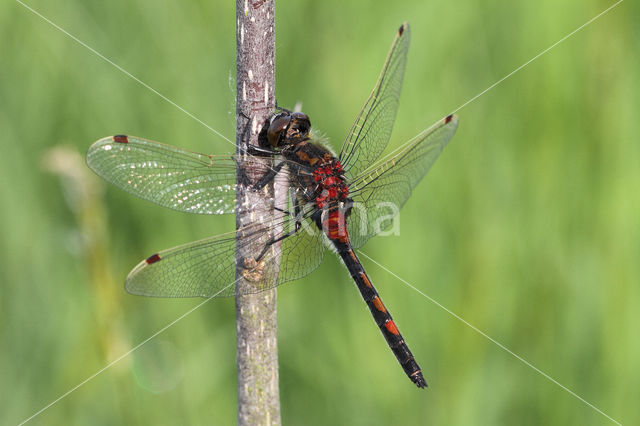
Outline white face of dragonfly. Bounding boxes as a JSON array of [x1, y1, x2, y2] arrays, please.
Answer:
[[266, 111, 311, 148]]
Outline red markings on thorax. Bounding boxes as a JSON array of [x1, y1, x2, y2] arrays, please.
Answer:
[[145, 253, 161, 264], [113, 135, 129, 144], [313, 159, 348, 209], [310, 156, 350, 243]]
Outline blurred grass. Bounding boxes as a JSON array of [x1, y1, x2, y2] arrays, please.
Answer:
[[1, 0, 638, 424]]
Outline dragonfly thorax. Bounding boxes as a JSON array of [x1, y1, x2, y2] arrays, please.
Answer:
[[312, 158, 349, 209], [266, 110, 350, 209]]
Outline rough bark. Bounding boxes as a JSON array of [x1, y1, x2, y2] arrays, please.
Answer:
[[235, 1, 280, 425]]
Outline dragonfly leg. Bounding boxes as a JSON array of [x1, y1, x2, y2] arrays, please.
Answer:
[[255, 222, 301, 261], [234, 149, 283, 189], [254, 195, 303, 261], [238, 111, 280, 153], [238, 110, 253, 148], [274, 102, 290, 113], [251, 161, 285, 191], [273, 206, 295, 216], [235, 112, 284, 191], [236, 112, 263, 187], [244, 145, 279, 156]]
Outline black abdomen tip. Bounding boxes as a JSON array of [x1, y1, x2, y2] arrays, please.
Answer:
[[412, 373, 428, 389]]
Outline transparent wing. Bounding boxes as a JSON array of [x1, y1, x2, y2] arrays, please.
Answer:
[[346, 115, 459, 249], [275, 211, 325, 286], [125, 196, 325, 298], [338, 22, 410, 178], [87, 135, 270, 215]]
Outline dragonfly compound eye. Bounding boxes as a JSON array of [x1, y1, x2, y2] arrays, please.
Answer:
[[267, 111, 311, 147], [267, 113, 292, 147]]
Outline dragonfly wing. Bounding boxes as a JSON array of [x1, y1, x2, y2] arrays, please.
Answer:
[[126, 202, 324, 298], [347, 115, 459, 249], [338, 22, 410, 178], [126, 229, 240, 298], [276, 208, 325, 285], [87, 135, 271, 215]]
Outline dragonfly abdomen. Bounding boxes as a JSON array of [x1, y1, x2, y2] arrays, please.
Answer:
[[336, 243, 427, 388]]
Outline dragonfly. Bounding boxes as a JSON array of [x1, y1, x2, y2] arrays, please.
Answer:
[[87, 22, 458, 388]]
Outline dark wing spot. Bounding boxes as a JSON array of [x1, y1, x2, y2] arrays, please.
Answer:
[[113, 135, 129, 144], [398, 24, 405, 36], [444, 114, 453, 124], [145, 253, 161, 264]]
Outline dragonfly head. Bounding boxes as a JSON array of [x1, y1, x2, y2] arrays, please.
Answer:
[[266, 111, 311, 148]]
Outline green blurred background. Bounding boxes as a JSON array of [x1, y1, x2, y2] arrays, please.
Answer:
[[1, 0, 637, 424]]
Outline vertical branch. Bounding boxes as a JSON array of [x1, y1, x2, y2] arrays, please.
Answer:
[[235, 1, 280, 425]]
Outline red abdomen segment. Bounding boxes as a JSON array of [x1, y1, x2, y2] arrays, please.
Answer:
[[334, 241, 427, 388], [322, 209, 349, 244]]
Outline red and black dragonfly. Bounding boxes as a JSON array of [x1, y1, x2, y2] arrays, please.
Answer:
[[87, 23, 458, 388]]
